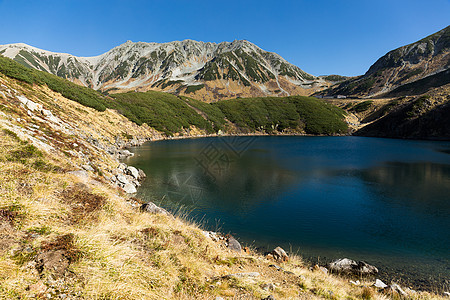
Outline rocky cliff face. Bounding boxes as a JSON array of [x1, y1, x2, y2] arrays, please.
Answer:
[[322, 26, 450, 97], [0, 40, 329, 101]]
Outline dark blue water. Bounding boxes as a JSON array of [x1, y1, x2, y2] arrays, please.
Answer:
[[126, 136, 450, 290]]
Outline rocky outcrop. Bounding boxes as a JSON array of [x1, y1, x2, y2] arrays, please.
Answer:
[[109, 163, 146, 194]]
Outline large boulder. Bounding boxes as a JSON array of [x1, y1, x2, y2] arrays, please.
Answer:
[[328, 258, 378, 276]]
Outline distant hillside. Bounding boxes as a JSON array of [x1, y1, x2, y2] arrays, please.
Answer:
[[0, 40, 331, 101], [0, 55, 347, 136], [321, 26, 450, 98], [354, 85, 450, 139]]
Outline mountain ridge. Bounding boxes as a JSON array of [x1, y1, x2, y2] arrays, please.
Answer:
[[0, 39, 328, 101], [320, 26, 450, 98]]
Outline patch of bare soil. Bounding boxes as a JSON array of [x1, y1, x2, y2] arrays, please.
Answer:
[[61, 183, 106, 223]]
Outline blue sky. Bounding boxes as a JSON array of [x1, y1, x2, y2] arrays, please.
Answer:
[[0, 0, 449, 76]]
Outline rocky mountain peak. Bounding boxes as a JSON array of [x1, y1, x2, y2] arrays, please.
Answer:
[[0, 39, 326, 101]]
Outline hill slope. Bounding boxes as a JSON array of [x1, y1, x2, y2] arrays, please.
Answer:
[[0, 40, 330, 101], [321, 26, 450, 98], [0, 55, 348, 136]]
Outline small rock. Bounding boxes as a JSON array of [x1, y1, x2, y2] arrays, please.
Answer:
[[141, 202, 171, 216], [116, 174, 129, 185], [350, 280, 360, 286], [214, 297, 225, 300], [118, 149, 133, 157], [374, 279, 387, 289], [126, 166, 140, 179], [227, 236, 242, 253], [443, 291, 450, 297], [389, 283, 407, 296], [269, 264, 283, 271], [122, 183, 137, 194], [138, 169, 146, 179], [328, 258, 378, 276], [270, 246, 288, 262]]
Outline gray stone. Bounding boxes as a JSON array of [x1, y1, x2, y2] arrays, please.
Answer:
[[328, 258, 378, 276], [350, 280, 360, 286], [374, 279, 387, 289], [227, 236, 242, 253], [138, 169, 146, 179], [141, 202, 171, 216], [122, 183, 137, 194], [118, 149, 133, 157], [443, 292, 450, 297], [389, 283, 407, 296], [116, 174, 129, 185], [126, 166, 140, 179], [271, 246, 288, 262], [269, 264, 284, 271]]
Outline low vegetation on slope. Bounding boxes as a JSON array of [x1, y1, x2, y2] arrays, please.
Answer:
[[214, 96, 347, 134], [0, 56, 109, 111], [110, 92, 226, 135], [1, 54, 347, 136]]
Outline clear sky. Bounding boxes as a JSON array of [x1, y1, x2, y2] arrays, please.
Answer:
[[0, 0, 449, 76]]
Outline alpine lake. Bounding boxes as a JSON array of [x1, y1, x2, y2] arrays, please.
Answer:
[[125, 136, 450, 291]]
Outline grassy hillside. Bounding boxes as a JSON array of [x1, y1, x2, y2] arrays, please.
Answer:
[[1, 54, 347, 136], [0, 56, 109, 111], [214, 96, 348, 135]]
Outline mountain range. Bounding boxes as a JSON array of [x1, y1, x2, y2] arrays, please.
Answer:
[[0, 40, 330, 102]]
